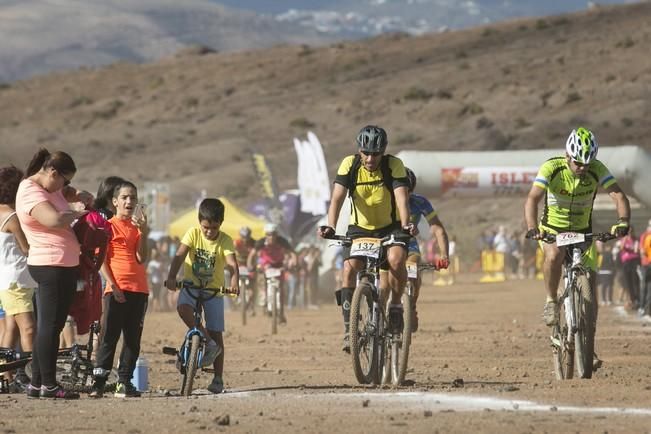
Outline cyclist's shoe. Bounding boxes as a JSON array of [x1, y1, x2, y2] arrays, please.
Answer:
[[411, 308, 419, 333], [114, 381, 141, 398], [201, 342, 222, 368], [89, 378, 106, 398], [26, 384, 41, 399], [389, 305, 404, 335], [543, 300, 559, 326], [40, 384, 80, 399], [342, 333, 351, 354], [593, 353, 603, 371], [207, 376, 225, 394]]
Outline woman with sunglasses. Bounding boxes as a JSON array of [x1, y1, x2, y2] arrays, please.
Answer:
[[15, 148, 92, 399]]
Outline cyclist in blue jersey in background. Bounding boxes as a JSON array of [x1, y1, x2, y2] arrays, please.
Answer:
[[404, 168, 450, 332]]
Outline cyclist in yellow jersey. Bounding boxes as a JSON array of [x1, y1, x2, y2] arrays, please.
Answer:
[[524, 127, 630, 336], [318, 125, 417, 352]]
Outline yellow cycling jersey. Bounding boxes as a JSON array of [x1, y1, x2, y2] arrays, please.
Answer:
[[533, 156, 617, 232], [334, 154, 408, 230]]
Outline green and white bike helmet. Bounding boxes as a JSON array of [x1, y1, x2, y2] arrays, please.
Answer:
[[566, 127, 598, 164]]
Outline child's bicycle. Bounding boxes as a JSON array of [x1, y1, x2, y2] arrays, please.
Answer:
[[162, 281, 238, 397], [324, 231, 410, 385], [530, 231, 616, 379]]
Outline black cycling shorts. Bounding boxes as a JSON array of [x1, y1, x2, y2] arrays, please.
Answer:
[[344, 223, 408, 270]]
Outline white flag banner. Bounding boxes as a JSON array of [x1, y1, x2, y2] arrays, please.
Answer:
[[307, 131, 331, 206], [293, 132, 330, 215]]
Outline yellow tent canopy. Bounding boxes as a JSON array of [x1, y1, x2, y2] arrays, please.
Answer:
[[168, 197, 267, 240]]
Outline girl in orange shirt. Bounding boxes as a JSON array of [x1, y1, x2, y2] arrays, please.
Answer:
[[91, 180, 149, 398]]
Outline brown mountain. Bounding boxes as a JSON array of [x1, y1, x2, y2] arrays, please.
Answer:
[[0, 0, 335, 82], [1, 1, 649, 222]]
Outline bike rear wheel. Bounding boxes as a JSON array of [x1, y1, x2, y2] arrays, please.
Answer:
[[574, 274, 595, 379], [350, 280, 378, 384], [552, 298, 573, 380], [53, 358, 118, 393], [180, 334, 200, 396]]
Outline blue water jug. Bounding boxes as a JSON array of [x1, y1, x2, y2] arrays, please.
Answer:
[[133, 356, 148, 392]]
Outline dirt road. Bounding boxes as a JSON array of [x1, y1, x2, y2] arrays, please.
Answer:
[[3, 276, 651, 433]]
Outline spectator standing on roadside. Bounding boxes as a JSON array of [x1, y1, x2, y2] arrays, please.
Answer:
[[619, 226, 640, 310], [305, 245, 322, 308], [91, 180, 149, 398], [639, 219, 651, 317], [0, 166, 37, 390], [16, 149, 91, 399], [596, 241, 616, 306]]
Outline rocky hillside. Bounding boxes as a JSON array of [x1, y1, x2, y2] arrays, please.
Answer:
[[0, 2, 649, 234]]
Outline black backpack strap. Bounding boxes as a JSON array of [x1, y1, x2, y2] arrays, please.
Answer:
[[381, 155, 397, 224], [348, 154, 362, 225]]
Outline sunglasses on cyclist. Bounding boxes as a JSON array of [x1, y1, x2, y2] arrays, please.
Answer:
[[360, 151, 383, 157]]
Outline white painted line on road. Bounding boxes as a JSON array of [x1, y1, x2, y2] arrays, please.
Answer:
[[343, 392, 651, 415], [210, 390, 651, 416]]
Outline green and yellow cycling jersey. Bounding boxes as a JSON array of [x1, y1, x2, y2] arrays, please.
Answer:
[[533, 156, 616, 233]]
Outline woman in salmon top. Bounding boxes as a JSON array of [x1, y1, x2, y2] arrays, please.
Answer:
[[15, 148, 91, 399]]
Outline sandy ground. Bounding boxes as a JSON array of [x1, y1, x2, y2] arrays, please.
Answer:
[[2, 274, 651, 433]]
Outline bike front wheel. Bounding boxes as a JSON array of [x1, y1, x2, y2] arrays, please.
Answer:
[[350, 280, 378, 384], [574, 274, 595, 379], [552, 297, 573, 380], [269, 281, 278, 335], [180, 334, 200, 397]]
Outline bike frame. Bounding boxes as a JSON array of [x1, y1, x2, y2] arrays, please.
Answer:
[[560, 245, 588, 342], [178, 287, 217, 371]]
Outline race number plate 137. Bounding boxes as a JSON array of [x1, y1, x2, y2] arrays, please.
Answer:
[[406, 263, 418, 279], [350, 237, 381, 258], [555, 232, 585, 247]]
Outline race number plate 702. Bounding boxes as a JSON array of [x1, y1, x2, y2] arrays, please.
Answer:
[[555, 232, 585, 247]]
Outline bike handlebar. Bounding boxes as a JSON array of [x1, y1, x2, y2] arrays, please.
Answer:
[[527, 232, 617, 244], [415, 262, 440, 271], [320, 227, 410, 247], [176, 280, 239, 297]]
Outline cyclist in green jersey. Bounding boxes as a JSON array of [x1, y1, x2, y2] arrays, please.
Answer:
[[524, 127, 631, 332]]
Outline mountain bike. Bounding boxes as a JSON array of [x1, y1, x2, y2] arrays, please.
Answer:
[[534, 231, 616, 380], [162, 281, 238, 397], [1, 321, 117, 393], [326, 232, 409, 385], [264, 267, 283, 335]]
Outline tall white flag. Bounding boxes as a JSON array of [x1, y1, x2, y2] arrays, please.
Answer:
[[294, 132, 330, 215]]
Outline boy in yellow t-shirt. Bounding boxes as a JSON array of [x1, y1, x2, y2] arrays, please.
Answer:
[[164, 198, 239, 394]]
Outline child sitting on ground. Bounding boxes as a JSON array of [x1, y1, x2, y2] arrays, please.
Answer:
[[164, 198, 239, 394]]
